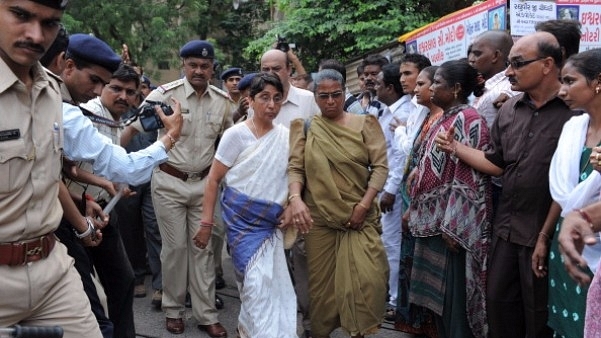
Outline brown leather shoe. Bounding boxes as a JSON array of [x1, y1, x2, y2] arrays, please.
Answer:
[[166, 317, 184, 334], [198, 322, 227, 337]]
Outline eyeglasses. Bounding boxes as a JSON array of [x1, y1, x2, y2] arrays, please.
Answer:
[[105, 84, 137, 97], [509, 57, 546, 70], [255, 94, 283, 104], [316, 91, 344, 100]]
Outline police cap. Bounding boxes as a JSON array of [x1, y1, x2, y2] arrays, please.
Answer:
[[140, 75, 151, 86], [220, 67, 243, 81], [67, 34, 122, 73], [179, 40, 214, 59], [237, 72, 258, 91], [30, 0, 68, 10]]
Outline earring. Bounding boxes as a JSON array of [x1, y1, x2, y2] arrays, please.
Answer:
[[454, 92, 458, 99], [596, 86, 600, 94]]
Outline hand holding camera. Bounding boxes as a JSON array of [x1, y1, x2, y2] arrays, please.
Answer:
[[276, 34, 290, 53], [157, 97, 183, 150]]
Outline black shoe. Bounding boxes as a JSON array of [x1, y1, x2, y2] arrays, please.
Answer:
[[304, 329, 313, 338], [384, 307, 396, 321], [185, 292, 192, 308], [215, 294, 224, 310], [215, 275, 226, 290]]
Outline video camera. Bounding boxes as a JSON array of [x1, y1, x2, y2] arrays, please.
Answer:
[[137, 100, 174, 131], [276, 34, 290, 53]]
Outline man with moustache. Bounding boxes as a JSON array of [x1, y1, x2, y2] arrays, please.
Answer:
[[0, 1, 182, 337], [436, 31, 573, 338], [122, 40, 233, 337], [358, 54, 389, 116]]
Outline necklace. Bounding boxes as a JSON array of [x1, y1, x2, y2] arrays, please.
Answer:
[[250, 118, 263, 138]]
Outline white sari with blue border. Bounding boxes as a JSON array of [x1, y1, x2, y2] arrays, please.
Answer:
[[221, 124, 297, 338]]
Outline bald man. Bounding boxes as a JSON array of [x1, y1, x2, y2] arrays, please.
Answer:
[[260, 49, 318, 338], [469, 30, 518, 128], [260, 49, 319, 126], [437, 31, 575, 338]]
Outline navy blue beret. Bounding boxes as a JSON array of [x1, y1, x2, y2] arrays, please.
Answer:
[[220, 67, 243, 80], [31, 0, 68, 10], [237, 72, 258, 91], [67, 34, 121, 73], [180, 40, 214, 59]]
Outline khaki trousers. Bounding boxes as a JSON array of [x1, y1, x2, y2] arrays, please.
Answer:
[[0, 243, 102, 338], [152, 169, 218, 324]]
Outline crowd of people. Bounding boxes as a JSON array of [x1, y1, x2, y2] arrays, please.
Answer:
[[4, 1, 601, 338]]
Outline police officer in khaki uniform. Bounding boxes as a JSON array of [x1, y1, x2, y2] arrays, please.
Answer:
[[0, 1, 102, 336], [122, 40, 233, 337], [0, 3, 184, 337]]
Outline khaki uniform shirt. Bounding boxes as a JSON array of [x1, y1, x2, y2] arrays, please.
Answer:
[[132, 78, 234, 172], [0, 59, 64, 241]]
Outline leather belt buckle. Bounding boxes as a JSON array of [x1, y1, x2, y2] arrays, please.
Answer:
[[187, 172, 202, 181], [21, 236, 43, 265]]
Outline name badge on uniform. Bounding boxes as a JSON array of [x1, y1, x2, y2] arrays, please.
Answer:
[[0, 129, 20, 142]]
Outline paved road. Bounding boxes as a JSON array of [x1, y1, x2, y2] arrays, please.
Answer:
[[132, 249, 413, 338]]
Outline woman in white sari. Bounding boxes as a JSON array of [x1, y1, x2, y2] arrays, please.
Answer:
[[196, 73, 297, 338], [545, 49, 601, 337]]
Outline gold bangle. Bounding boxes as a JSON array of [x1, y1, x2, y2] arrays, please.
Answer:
[[356, 202, 369, 210], [288, 194, 300, 202], [166, 134, 177, 149]]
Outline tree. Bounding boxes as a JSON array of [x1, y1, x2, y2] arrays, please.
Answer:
[[62, 0, 271, 78], [243, 0, 476, 71]]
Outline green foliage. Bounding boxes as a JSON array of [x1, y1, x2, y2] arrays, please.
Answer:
[[244, 0, 436, 72], [63, 0, 470, 78], [63, 0, 271, 78], [63, 0, 202, 78]]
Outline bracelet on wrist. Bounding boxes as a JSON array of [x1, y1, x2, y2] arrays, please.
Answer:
[[576, 208, 594, 230], [356, 202, 369, 210], [74, 217, 95, 239], [200, 220, 215, 227], [166, 134, 177, 149], [288, 194, 301, 202], [538, 231, 550, 241]]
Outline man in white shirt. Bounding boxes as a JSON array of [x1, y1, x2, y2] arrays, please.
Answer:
[[260, 48, 319, 338], [469, 30, 517, 129], [260, 49, 319, 126], [375, 63, 411, 317], [468, 30, 517, 212]]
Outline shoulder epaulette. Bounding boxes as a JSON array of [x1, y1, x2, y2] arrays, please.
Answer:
[[156, 79, 185, 94], [209, 85, 231, 99], [43, 67, 62, 83]]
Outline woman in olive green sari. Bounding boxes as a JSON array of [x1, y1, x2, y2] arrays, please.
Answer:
[[287, 69, 389, 338]]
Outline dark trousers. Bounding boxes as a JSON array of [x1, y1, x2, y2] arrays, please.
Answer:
[[55, 220, 114, 338], [88, 216, 136, 338], [289, 236, 311, 331], [487, 235, 553, 338], [116, 182, 162, 290]]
